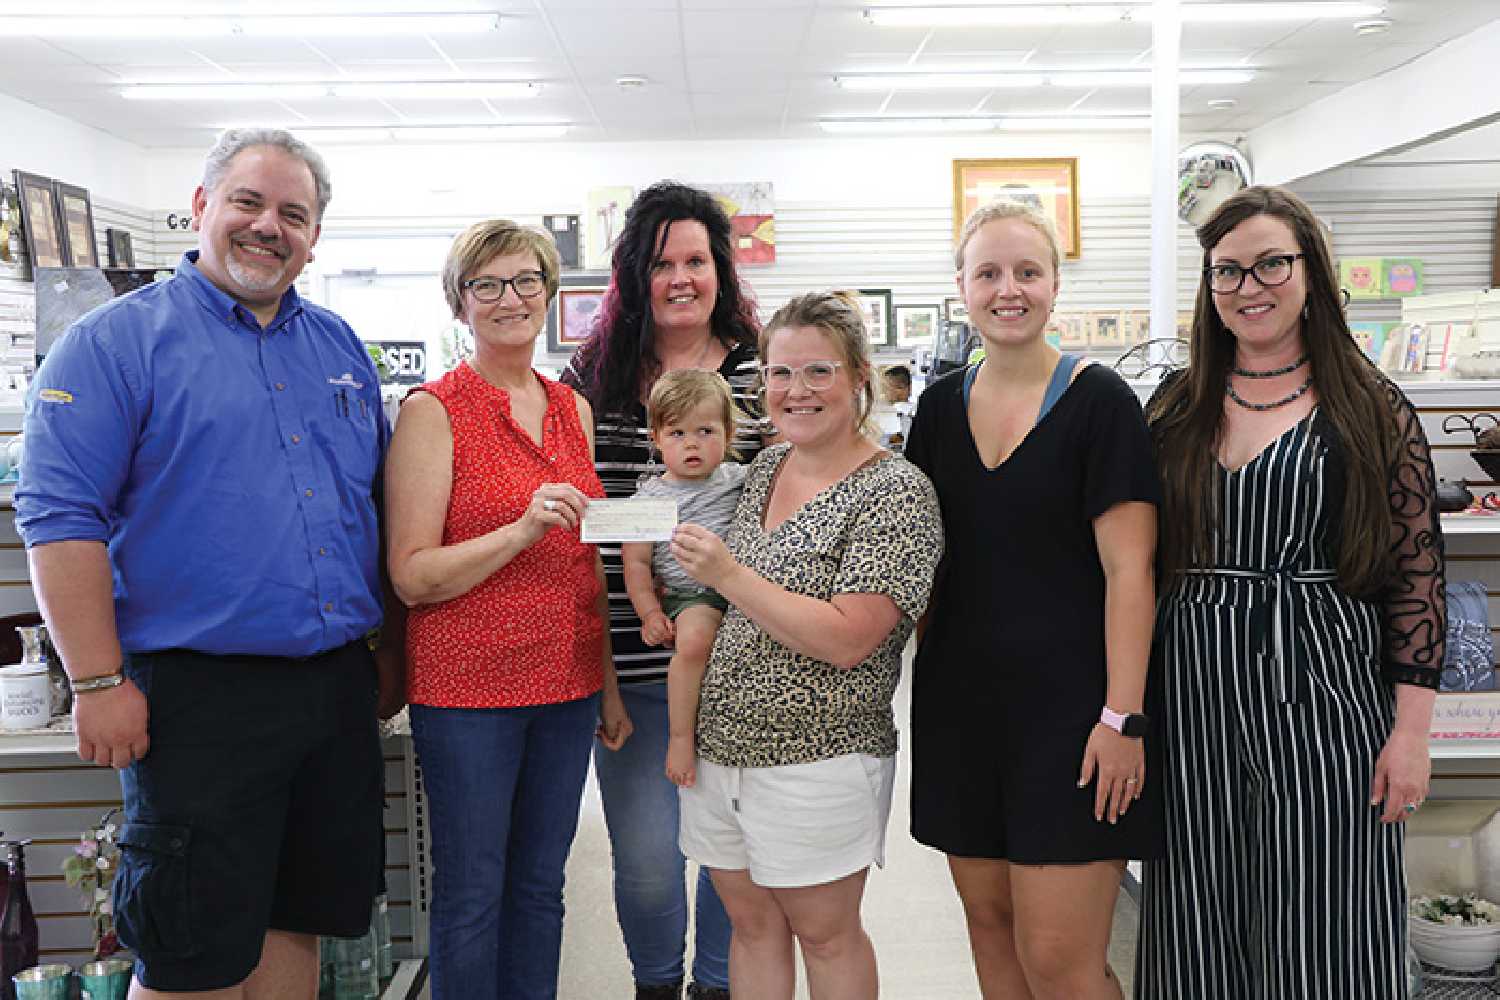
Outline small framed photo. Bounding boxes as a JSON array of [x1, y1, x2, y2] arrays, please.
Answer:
[[53, 180, 98, 268], [106, 228, 135, 268], [894, 303, 940, 346], [545, 272, 610, 353], [952, 157, 1081, 260], [13, 171, 64, 270], [854, 288, 893, 347], [943, 296, 969, 325]]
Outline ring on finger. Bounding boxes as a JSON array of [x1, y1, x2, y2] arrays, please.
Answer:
[[1405, 802, 1420, 814], [543, 498, 556, 512], [1125, 777, 1138, 785]]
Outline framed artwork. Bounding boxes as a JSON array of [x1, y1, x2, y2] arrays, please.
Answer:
[[546, 275, 609, 352], [943, 296, 969, 325], [1340, 257, 1382, 299], [542, 214, 580, 270], [854, 288, 893, 347], [106, 228, 135, 269], [54, 180, 98, 268], [1055, 313, 1088, 349], [585, 186, 635, 271], [13, 170, 64, 269], [952, 157, 1081, 260], [894, 303, 940, 346], [1088, 310, 1123, 348], [700, 181, 776, 265]]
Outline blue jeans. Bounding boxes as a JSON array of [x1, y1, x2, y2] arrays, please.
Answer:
[[594, 681, 731, 989], [411, 695, 599, 1000]]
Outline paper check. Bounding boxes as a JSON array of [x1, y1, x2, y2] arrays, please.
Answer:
[[581, 498, 679, 543]]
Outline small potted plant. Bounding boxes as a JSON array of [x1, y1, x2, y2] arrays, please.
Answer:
[[1409, 892, 1500, 971], [61, 808, 122, 959]]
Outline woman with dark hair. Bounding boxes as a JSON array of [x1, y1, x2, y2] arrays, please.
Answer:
[[1136, 185, 1446, 998], [562, 180, 764, 1000]]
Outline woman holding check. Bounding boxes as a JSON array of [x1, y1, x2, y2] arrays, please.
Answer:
[[385, 219, 630, 999]]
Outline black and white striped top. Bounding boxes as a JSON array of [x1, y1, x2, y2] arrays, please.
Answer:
[[563, 343, 766, 684]]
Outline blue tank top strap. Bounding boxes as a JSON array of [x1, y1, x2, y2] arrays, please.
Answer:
[[1037, 353, 1080, 425], [963, 354, 1080, 424]]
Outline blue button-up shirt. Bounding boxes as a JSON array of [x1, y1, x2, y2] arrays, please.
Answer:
[[16, 252, 389, 657]]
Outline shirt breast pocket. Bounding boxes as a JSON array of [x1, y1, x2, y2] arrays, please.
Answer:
[[314, 390, 381, 494], [762, 516, 849, 598]]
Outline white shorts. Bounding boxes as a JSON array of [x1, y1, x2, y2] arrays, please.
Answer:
[[679, 753, 897, 889]]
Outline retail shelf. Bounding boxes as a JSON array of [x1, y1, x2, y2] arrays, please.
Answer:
[[1441, 513, 1500, 535]]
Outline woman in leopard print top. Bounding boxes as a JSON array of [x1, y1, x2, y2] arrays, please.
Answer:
[[671, 291, 941, 999]]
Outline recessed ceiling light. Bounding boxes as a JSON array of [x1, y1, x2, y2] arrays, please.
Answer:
[[616, 75, 649, 89], [0, 12, 500, 37], [123, 80, 540, 101], [1354, 17, 1392, 35], [862, 3, 1384, 28], [1208, 98, 1238, 109]]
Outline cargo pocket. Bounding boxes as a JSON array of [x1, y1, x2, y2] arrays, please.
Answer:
[[113, 823, 198, 959]]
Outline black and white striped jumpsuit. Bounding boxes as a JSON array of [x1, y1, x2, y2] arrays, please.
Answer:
[[1136, 388, 1445, 999]]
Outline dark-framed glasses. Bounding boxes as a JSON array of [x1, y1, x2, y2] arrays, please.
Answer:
[[761, 362, 842, 391], [1204, 253, 1304, 295], [463, 271, 546, 302]]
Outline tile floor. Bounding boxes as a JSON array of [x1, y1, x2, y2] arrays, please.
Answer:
[[418, 656, 1143, 998]]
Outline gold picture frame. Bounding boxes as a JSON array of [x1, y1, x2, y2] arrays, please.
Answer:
[[952, 157, 1081, 260]]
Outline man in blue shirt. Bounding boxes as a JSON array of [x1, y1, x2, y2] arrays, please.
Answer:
[[17, 128, 403, 999]]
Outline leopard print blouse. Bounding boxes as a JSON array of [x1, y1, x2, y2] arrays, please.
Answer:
[[695, 444, 943, 768]]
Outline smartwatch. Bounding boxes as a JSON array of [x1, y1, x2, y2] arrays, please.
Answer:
[[1100, 706, 1150, 739]]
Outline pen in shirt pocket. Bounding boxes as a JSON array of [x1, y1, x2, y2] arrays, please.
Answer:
[[333, 388, 349, 418]]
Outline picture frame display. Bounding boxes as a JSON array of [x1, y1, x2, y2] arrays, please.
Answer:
[[952, 158, 1081, 260], [894, 303, 940, 346], [13, 170, 64, 270], [54, 180, 98, 268], [106, 228, 135, 269], [854, 288, 894, 347], [545, 273, 610, 353]]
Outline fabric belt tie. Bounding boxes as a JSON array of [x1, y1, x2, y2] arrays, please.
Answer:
[[1181, 566, 1338, 705]]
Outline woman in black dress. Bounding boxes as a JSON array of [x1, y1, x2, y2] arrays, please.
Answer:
[[906, 200, 1163, 999]]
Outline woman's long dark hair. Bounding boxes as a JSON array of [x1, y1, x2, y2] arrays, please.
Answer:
[[1146, 185, 1400, 597], [570, 181, 760, 416]]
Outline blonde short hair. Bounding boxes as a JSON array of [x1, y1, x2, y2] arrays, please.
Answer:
[[647, 369, 741, 461], [954, 200, 1061, 274], [442, 219, 561, 318], [761, 290, 876, 435]]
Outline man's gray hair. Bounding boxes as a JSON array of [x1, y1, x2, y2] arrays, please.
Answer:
[[202, 128, 333, 220]]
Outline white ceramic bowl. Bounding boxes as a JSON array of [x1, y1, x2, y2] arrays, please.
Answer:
[[1409, 915, 1500, 972]]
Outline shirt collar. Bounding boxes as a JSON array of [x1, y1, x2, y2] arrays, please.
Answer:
[[177, 250, 306, 333]]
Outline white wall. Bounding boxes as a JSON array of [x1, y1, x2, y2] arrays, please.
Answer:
[[0, 92, 149, 207], [145, 131, 1164, 224], [1296, 121, 1500, 194]]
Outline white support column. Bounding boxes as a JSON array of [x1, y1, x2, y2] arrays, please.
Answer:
[[1150, 0, 1181, 360]]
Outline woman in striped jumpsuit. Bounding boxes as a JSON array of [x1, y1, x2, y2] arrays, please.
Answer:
[[1137, 186, 1446, 999]]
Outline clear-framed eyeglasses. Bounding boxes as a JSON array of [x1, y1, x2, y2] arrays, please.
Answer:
[[463, 272, 547, 302], [761, 362, 843, 392], [1204, 253, 1304, 295]]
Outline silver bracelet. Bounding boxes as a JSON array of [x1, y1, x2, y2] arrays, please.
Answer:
[[71, 670, 126, 694]]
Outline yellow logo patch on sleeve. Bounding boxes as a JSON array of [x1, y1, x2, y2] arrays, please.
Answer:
[[38, 389, 74, 404]]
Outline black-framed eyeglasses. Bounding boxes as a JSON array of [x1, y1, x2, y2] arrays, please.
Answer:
[[1204, 253, 1304, 295], [463, 272, 547, 302], [761, 362, 842, 391]]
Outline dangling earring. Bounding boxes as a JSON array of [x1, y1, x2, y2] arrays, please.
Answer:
[[1302, 302, 1309, 321]]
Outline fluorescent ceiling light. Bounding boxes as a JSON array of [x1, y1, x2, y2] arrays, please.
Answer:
[[817, 114, 1150, 133], [124, 81, 539, 101], [269, 125, 572, 143], [0, 13, 500, 37], [835, 73, 1045, 90], [819, 118, 1000, 134], [863, 3, 1383, 27], [834, 69, 1253, 90]]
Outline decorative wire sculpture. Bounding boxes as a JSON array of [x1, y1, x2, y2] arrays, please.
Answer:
[[1113, 338, 1190, 380]]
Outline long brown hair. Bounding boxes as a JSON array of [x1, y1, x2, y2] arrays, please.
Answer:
[[1146, 185, 1398, 597]]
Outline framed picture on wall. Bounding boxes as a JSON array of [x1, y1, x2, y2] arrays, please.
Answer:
[[952, 157, 1081, 260], [13, 170, 64, 269], [54, 180, 98, 268], [894, 303, 940, 346], [545, 272, 609, 353], [106, 228, 135, 268], [943, 296, 969, 325], [854, 288, 894, 347]]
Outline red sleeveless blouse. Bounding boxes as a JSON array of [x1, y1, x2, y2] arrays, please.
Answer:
[[405, 362, 605, 708]]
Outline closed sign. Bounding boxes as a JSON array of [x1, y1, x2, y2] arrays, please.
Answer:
[[369, 342, 427, 384]]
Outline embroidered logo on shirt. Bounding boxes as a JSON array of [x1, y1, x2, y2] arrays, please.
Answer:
[[38, 389, 73, 404], [327, 373, 365, 389]]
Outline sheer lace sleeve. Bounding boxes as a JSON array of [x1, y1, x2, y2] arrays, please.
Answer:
[[1381, 379, 1446, 689]]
